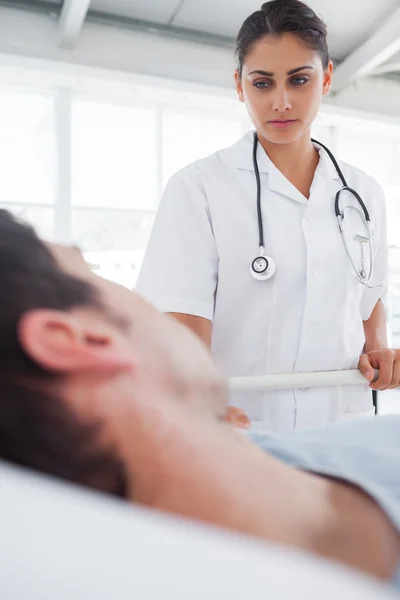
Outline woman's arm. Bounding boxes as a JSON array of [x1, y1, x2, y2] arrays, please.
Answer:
[[359, 300, 400, 389], [362, 299, 388, 353]]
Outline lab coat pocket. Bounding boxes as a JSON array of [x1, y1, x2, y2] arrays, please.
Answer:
[[341, 383, 373, 414], [340, 406, 375, 421]]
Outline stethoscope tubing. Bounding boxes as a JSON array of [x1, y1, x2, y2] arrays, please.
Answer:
[[251, 132, 377, 286]]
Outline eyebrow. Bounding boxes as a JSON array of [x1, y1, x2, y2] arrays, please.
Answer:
[[248, 65, 314, 77]]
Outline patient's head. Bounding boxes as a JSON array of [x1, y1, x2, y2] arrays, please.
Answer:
[[0, 211, 227, 498]]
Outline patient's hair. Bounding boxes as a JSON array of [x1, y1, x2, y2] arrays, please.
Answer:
[[0, 210, 127, 497]]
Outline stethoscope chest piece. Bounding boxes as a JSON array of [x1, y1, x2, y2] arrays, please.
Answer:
[[250, 253, 276, 281]]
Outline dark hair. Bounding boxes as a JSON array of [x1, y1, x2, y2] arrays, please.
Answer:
[[0, 210, 128, 497], [235, 0, 329, 76]]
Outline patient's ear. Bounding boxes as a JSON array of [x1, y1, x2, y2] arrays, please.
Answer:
[[18, 309, 134, 374]]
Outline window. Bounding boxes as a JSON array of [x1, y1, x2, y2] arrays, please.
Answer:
[[71, 99, 158, 210], [71, 98, 159, 287], [0, 85, 247, 286], [0, 205, 54, 241], [70, 98, 247, 286], [72, 209, 155, 288], [162, 109, 245, 187], [0, 89, 55, 239]]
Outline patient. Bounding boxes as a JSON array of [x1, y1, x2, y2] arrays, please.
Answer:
[[0, 210, 400, 585]]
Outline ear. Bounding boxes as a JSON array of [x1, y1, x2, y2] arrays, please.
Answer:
[[234, 70, 245, 103], [18, 309, 134, 374], [322, 61, 334, 96]]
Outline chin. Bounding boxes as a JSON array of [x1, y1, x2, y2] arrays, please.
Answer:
[[261, 125, 307, 146], [262, 132, 297, 145]]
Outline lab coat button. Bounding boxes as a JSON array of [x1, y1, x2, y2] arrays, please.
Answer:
[[313, 266, 320, 276], [309, 325, 319, 337]]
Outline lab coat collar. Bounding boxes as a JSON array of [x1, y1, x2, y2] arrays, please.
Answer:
[[313, 140, 342, 182], [309, 141, 343, 210], [228, 131, 342, 205], [229, 131, 269, 173]]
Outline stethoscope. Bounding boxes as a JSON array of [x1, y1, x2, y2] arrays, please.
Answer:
[[250, 132, 379, 288]]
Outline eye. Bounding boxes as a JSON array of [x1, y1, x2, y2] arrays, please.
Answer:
[[291, 76, 309, 86], [253, 80, 271, 89]]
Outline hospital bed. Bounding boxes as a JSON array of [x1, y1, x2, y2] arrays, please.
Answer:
[[0, 460, 397, 600]]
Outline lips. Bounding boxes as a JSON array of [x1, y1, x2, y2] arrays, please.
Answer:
[[268, 119, 298, 129], [269, 119, 297, 123]]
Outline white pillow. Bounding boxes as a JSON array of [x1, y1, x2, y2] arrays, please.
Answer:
[[0, 461, 396, 600]]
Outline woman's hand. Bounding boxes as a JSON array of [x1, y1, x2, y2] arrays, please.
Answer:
[[358, 348, 400, 390], [224, 406, 251, 429]]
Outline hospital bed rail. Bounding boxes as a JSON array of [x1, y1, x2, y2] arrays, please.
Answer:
[[228, 369, 379, 392]]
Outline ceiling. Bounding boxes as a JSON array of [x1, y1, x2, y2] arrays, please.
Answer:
[[88, 0, 400, 62], [3, 0, 400, 92]]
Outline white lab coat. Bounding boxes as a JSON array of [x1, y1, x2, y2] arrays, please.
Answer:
[[136, 132, 388, 431]]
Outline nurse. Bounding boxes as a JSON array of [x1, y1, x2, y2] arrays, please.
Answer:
[[137, 0, 399, 431]]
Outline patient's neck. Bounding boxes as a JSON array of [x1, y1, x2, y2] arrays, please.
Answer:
[[108, 393, 400, 581], [112, 397, 314, 537]]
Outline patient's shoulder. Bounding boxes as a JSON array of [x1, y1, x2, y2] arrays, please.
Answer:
[[247, 416, 400, 468]]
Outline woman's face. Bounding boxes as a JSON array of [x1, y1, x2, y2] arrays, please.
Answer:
[[235, 33, 333, 145]]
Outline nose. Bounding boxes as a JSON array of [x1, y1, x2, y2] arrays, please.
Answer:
[[271, 86, 292, 113]]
